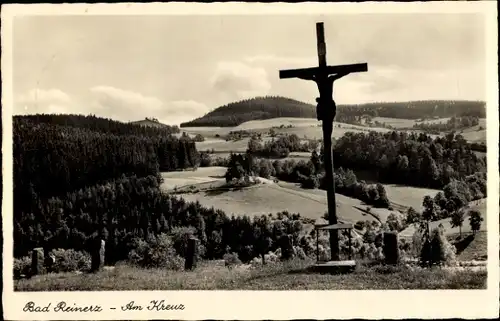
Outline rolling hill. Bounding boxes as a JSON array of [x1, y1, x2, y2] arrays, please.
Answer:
[[130, 118, 179, 130], [180, 96, 317, 127], [180, 96, 486, 128]]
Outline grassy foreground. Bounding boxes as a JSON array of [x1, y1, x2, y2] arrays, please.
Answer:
[[15, 259, 486, 291]]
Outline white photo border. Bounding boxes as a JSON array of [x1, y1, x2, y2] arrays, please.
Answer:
[[2, 2, 499, 320]]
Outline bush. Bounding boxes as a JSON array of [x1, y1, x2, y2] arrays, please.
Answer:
[[223, 252, 242, 268], [14, 255, 32, 279], [170, 226, 197, 258], [354, 220, 366, 231], [419, 226, 456, 267], [300, 175, 320, 189], [49, 248, 92, 273], [128, 233, 185, 270]]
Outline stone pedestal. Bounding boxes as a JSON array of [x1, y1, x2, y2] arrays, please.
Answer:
[[383, 231, 399, 265], [31, 247, 45, 276], [91, 239, 105, 272], [184, 238, 199, 271]]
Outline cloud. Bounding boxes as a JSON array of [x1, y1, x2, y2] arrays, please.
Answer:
[[89, 86, 209, 125], [89, 86, 164, 121], [210, 61, 271, 100], [162, 100, 211, 125], [15, 88, 73, 115], [243, 55, 314, 67]]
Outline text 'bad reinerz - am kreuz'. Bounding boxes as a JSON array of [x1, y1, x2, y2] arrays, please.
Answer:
[[23, 300, 185, 313]]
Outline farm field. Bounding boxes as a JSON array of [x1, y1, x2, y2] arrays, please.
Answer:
[[182, 126, 234, 138], [233, 117, 320, 131], [399, 198, 487, 238], [160, 168, 456, 226], [195, 137, 273, 153], [160, 166, 226, 190], [186, 117, 486, 146], [178, 181, 380, 224], [161, 168, 422, 224], [384, 184, 441, 211], [371, 117, 419, 128]]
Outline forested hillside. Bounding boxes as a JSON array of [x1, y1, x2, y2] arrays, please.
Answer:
[[14, 114, 198, 213], [20, 114, 180, 136], [333, 131, 486, 189], [180, 96, 316, 127], [338, 100, 486, 120], [180, 97, 486, 127]]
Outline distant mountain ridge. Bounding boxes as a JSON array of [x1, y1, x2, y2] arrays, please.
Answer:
[[180, 96, 486, 128]]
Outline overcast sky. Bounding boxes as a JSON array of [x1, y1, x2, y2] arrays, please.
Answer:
[[13, 13, 486, 125]]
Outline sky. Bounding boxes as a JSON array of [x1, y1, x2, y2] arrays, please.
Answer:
[[12, 13, 486, 125]]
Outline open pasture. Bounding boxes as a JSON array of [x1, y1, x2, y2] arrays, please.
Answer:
[[178, 182, 380, 224], [384, 184, 441, 211], [460, 120, 486, 143], [182, 126, 234, 139], [160, 166, 227, 190], [233, 117, 320, 131], [371, 117, 418, 128], [196, 137, 272, 153]]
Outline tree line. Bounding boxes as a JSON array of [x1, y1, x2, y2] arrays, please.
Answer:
[[18, 114, 180, 136], [412, 116, 480, 133]]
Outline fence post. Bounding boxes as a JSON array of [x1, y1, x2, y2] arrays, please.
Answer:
[[91, 239, 105, 272], [31, 247, 45, 276], [185, 238, 199, 271], [383, 231, 399, 265]]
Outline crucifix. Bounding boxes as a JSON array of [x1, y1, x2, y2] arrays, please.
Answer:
[[279, 22, 368, 261]]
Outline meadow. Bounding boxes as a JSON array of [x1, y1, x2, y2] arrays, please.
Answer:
[[160, 166, 443, 226], [184, 116, 482, 144], [15, 258, 486, 291]]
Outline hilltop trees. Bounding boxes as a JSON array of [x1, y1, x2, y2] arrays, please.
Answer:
[[413, 116, 480, 133], [333, 131, 486, 190], [247, 134, 312, 158], [450, 210, 466, 237], [469, 210, 484, 235]]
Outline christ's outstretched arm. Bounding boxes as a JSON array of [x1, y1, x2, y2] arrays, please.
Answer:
[[298, 74, 316, 81], [328, 71, 350, 82]]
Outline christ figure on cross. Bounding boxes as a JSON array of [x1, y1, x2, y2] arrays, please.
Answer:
[[297, 71, 349, 123]]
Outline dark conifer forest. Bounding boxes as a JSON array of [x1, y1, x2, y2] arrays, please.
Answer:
[[14, 115, 199, 257], [13, 114, 308, 264]]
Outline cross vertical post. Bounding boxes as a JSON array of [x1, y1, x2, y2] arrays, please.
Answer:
[[279, 22, 368, 262]]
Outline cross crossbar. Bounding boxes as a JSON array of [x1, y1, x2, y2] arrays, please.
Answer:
[[279, 22, 368, 80], [279, 63, 368, 79]]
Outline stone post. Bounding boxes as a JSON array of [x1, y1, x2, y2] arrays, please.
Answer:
[[31, 247, 45, 276], [280, 234, 295, 261], [91, 239, 105, 272], [184, 238, 199, 271], [383, 231, 399, 265]]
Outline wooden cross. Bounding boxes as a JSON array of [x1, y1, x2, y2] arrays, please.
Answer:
[[279, 22, 368, 261]]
